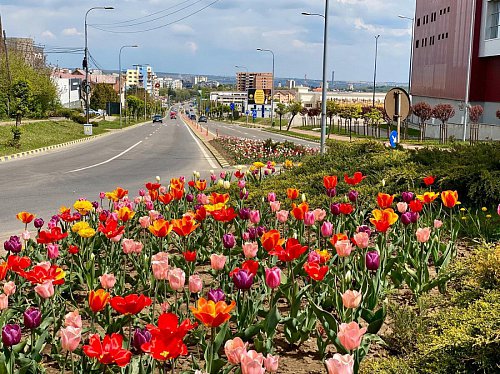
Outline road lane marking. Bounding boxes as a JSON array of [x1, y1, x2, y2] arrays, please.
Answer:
[[66, 141, 143, 173], [183, 123, 218, 169]]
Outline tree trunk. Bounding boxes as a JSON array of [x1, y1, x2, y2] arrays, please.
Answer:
[[286, 114, 296, 131]]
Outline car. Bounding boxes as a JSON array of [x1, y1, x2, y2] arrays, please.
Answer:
[[170, 111, 177, 119], [88, 109, 100, 116], [152, 115, 163, 123], [189, 114, 196, 121], [198, 115, 208, 123]]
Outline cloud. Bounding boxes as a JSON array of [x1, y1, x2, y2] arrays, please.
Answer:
[[354, 18, 411, 37], [41, 30, 56, 39], [185, 41, 198, 54], [61, 28, 82, 36], [170, 24, 195, 36]]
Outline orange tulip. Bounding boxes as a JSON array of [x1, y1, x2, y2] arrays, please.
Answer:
[[286, 188, 299, 200], [323, 175, 338, 190], [88, 289, 110, 313], [0, 262, 8, 281], [330, 233, 349, 246], [195, 180, 207, 192], [260, 229, 285, 252], [416, 191, 439, 204], [441, 190, 458, 208], [149, 189, 159, 201], [158, 193, 174, 205], [171, 187, 184, 201], [291, 202, 309, 220], [172, 216, 199, 237], [16, 211, 35, 224], [148, 219, 173, 237], [209, 192, 230, 205], [190, 298, 236, 328], [376, 193, 394, 209], [117, 207, 135, 222], [369, 208, 398, 233], [105, 187, 128, 202], [170, 178, 184, 191]]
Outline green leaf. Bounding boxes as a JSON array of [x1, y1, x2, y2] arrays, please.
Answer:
[[213, 323, 229, 354], [264, 306, 281, 336]]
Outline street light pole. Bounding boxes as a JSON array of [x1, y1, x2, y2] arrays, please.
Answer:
[[372, 35, 380, 107], [256, 48, 275, 128], [119, 45, 138, 129], [398, 15, 415, 93], [84, 6, 113, 130]]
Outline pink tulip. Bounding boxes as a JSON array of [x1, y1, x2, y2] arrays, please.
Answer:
[[238, 180, 246, 189], [161, 302, 170, 313], [397, 202, 408, 213], [210, 254, 227, 271], [151, 252, 169, 280], [325, 353, 354, 374], [168, 268, 186, 291], [269, 201, 281, 213], [139, 216, 151, 228], [64, 310, 82, 328], [276, 210, 289, 223], [242, 242, 259, 258], [224, 337, 248, 364], [308, 250, 321, 263], [47, 220, 56, 229], [242, 232, 250, 241], [353, 232, 369, 249], [47, 243, 60, 259], [21, 230, 30, 241], [265, 267, 281, 289], [313, 208, 327, 222], [37, 261, 51, 271], [321, 221, 333, 237], [99, 273, 116, 289], [335, 240, 354, 257], [188, 275, 203, 294], [3, 281, 16, 296], [35, 281, 54, 299], [110, 234, 123, 243], [338, 322, 367, 351], [149, 210, 160, 221], [0, 294, 8, 310], [145, 201, 154, 210], [341, 290, 362, 309], [497, 203, 500, 216], [122, 238, 143, 254], [264, 354, 279, 372], [240, 350, 265, 374], [159, 185, 168, 194], [60, 326, 82, 351], [304, 211, 315, 226], [416, 227, 431, 243], [267, 192, 276, 202], [197, 193, 209, 205], [249, 210, 261, 224], [434, 219, 443, 229]]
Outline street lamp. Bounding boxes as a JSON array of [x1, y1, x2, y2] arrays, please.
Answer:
[[398, 15, 415, 93], [119, 45, 138, 129], [84, 6, 114, 131], [302, 1, 329, 155], [372, 35, 380, 107], [256, 48, 275, 128]]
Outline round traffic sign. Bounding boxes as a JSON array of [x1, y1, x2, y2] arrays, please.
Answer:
[[155, 83, 160, 88], [384, 87, 411, 121]]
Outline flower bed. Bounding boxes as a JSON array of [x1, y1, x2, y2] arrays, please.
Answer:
[[1, 169, 498, 374]]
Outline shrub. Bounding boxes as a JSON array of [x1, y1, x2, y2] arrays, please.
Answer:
[[70, 112, 87, 124]]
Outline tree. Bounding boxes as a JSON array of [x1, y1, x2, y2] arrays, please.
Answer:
[[286, 101, 303, 131], [412, 102, 433, 141], [275, 103, 287, 131], [496, 109, 500, 120], [326, 100, 338, 138], [432, 103, 455, 143], [90, 83, 118, 113], [469, 105, 483, 124], [11, 79, 31, 127]]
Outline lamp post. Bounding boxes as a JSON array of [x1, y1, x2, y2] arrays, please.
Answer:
[[372, 34, 380, 107], [398, 15, 415, 93], [256, 48, 275, 128], [119, 45, 138, 129], [302, 1, 329, 155], [84, 6, 113, 130]]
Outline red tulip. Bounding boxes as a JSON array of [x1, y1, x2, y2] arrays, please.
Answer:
[[423, 175, 435, 186], [270, 238, 308, 262], [83, 333, 132, 367], [303, 262, 328, 281], [344, 172, 366, 186], [110, 294, 152, 316]]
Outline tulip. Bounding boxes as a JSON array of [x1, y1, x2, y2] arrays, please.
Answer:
[[47, 243, 59, 259], [232, 269, 254, 290], [264, 354, 279, 372], [132, 327, 151, 353], [269, 201, 281, 212], [348, 190, 359, 202], [240, 350, 265, 374], [238, 180, 246, 189], [276, 210, 289, 223], [267, 192, 276, 202], [239, 208, 251, 220], [0, 294, 8, 310], [33, 218, 44, 229], [401, 191, 414, 203], [401, 212, 412, 226], [308, 251, 321, 263], [207, 288, 225, 303], [320, 221, 333, 238], [35, 281, 54, 298], [23, 307, 42, 329], [186, 193, 194, 203], [325, 353, 354, 374], [21, 230, 31, 241], [222, 233, 236, 249], [341, 290, 362, 309], [330, 203, 341, 216], [99, 273, 117, 289], [338, 321, 367, 351], [326, 188, 337, 197], [64, 310, 82, 328], [409, 211, 420, 223], [356, 225, 371, 236], [139, 216, 151, 228], [365, 251, 380, 271], [497, 203, 500, 216], [249, 210, 261, 224], [189, 275, 203, 294], [265, 267, 281, 289], [4, 235, 22, 253], [304, 211, 315, 226], [3, 281, 16, 296], [168, 268, 186, 291], [242, 242, 259, 258], [210, 254, 226, 271], [224, 337, 248, 364], [416, 227, 431, 243], [60, 326, 82, 351], [151, 252, 169, 280], [397, 202, 408, 213], [313, 208, 326, 222], [2, 324, 21, 346], [434, 219, 443, 229], [247, 227, 257, 240], [335, 240, 353, 257], [256, 226, 267, 237], [353, 232, 369, 249]]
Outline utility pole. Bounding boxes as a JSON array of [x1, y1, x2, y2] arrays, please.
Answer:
[[1, 14, 13, 117]]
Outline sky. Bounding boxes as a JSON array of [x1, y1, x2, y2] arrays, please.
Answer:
[[1, 0, 416, 83]]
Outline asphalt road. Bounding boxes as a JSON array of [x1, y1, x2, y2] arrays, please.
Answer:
[[0, 117, 218, 238]]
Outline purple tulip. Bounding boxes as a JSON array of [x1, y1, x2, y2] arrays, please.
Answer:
[[366, 251, 380, 271], [239, 190, 249, 200], [330, 203, 341, 216], [23, 307, 42, 329], [326, 188, 337, 198], [222, 233, 236, 249], [132, 328, 152, 352], [207, 288, 225, 303], [401, 191, 414, 203], [3, 236, 22, 253], [91, 201, 99, 209], [357, 225, 372, 236], [232, 269, 254, 290], [348, 190, 359, 202], [51, 215, 60, 223], [185, 193, 194, 203], [247, 227, 257, 240], [401, 212, 412, 226], [239, 208, 251, 220], [256, 226, 267, 237], [33, 218, 44, 229], [194, 204, 203, 211], [409, 212, 419, 224], [2, 324, 21, 346]]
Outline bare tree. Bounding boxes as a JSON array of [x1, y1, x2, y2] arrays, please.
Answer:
[[412, 102, 433, 141]]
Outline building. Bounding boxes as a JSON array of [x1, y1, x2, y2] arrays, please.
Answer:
[[294, 86, 385, 109], [3, 37, 45, 68], [411, 0, 500, 138], [125, 65, 156, 93], [236, 72, 273, 91], [287, 79, 296, 89], [210, 91, 248, 111], [51, 68, 82, 109], [191, 76, 208, 85], [273, 89, 296, 104]]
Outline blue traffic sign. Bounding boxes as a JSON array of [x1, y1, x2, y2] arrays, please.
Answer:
[[252, 110, 257, 119], [389, 130, 398, 148], [246, 110, 249, 115], [230, 103, 235, 111]]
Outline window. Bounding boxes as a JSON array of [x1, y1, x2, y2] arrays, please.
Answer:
[[448, 6, 450, 12], [416, 39, 420, 48], [417, 18, 421, 26], [487, 1, 500, 39], [440, 9, 443, 15], [445, 32, 449, 39], [438, 34, 441, 40], [426, 15, 429, 23]]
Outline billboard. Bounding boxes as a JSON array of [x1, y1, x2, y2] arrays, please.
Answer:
[[247, 89, 272, 105]]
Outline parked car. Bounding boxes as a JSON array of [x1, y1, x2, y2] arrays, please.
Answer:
[[190, 114, 196, 121], [152, 114, 163, 123], [198, 115, 208, 123]]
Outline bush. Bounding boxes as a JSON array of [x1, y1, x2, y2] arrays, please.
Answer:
[[70, 112, 87, 124]]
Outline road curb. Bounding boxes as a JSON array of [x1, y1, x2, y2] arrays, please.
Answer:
[[262, 128, 321, 143], [180, 116, 231, 168], [0, 120, 150, 163]]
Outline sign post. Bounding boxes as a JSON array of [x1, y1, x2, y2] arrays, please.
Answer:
[[230, 102, 235, 123], [384, 87, 411, 147]]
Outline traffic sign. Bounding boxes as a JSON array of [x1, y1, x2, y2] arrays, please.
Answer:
[[230, 103, 235, 111], [389, 130, 398, 148], [154, 82, 160, 88], [252, 110, 257, 119], [384, 87, 411, 121], [205, 107, 209, 113]]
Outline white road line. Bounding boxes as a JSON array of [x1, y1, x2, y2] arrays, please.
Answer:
[[183, 122, 218, 169], [66, 141, 143, 173]]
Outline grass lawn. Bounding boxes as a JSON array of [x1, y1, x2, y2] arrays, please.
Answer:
[[0, 118, 143, 157]]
